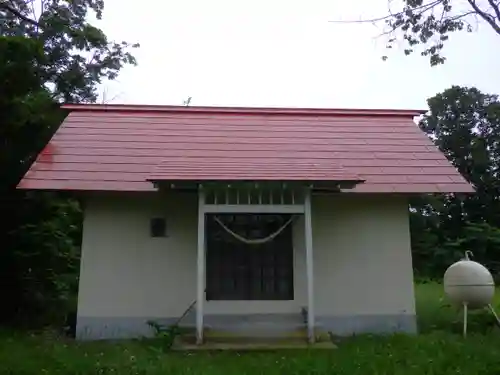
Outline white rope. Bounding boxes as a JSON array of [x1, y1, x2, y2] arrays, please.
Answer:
[[213, 215, 296, 245]]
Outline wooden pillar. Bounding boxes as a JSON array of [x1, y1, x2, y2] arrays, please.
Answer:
[[304, 188, 315, 343], [196, 187, 206, 344]]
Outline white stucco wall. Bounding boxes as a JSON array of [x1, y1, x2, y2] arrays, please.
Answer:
[[77, 191, 416, 338]]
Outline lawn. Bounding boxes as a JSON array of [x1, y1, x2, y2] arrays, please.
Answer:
[[1, 282, 500, 375]]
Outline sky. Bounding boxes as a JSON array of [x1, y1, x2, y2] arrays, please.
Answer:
[[94, 0, 500, 110]]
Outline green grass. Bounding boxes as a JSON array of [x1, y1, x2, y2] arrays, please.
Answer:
[[1, 282, 500, 375], [416, 281, 500, 334]]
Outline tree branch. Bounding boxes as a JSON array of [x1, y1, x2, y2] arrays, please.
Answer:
[[486, 0, 500, 22], [329, 0, 442, 24], [376, 1, 452, 38], [328, 14, 394, 24], [0, 2, 40, 27], [444, 10, 480, 32], [27, 0, 39, 32], [466, 0, 500, 35], [86, 51, 98, 66]]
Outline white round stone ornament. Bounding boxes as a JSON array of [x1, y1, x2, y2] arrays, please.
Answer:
[[444, 252, 495, 309]]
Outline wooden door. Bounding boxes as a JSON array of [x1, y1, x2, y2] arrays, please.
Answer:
[[206, 214, 294, 301]]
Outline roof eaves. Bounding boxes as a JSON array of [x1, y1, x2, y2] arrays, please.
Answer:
[[147, 178, 366, 192]]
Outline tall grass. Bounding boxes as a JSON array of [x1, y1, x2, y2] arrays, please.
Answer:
[[416, 281, 500, 334], [1, 282, 499, 375]]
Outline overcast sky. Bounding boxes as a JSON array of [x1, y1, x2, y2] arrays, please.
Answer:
[[94, 0, 500, 110]]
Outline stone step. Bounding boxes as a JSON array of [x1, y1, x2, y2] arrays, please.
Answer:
[[172, 334, 336, 350], [176, 327, 332, 343], [178, 313, 307, 329]]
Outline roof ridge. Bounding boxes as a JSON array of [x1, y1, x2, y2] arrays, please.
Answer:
[[61, 104, 425, 117]]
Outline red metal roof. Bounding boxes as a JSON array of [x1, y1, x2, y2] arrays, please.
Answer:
[[18, 104, 474, 193], [149, 157, 362, 183]]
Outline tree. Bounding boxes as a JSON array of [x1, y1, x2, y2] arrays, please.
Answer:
[[0, 0, 139, 102], [420, 86, 500, 225], [410, 86, 500, 278], [0, 1, 138, 328], [332, 0, 500, 66]]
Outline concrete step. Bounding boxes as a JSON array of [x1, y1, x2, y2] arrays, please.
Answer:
[[176, 327, 332, 344], [173, 333, 336, 350], [172, 339, 337, 351], [178, 313, 307, 331], [170, 312, 332, 348]]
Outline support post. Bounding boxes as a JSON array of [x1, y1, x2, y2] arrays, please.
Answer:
[[304, 188, 315, 343], [196, 187, 206, 344]]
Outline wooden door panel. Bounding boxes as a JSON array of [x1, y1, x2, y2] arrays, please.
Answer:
[[206, 214, 294, 301]]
